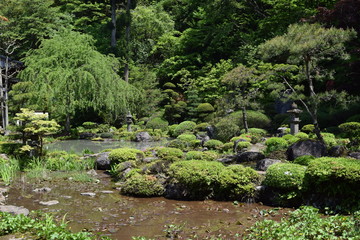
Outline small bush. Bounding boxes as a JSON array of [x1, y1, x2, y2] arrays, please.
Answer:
[[240, 128, 267, 136], [239, 133, 264, 144], [166, 139, 187, 150], [282, 134, 300, 145], [220, 142, 234, 152], [216, 164, 259, 200], [264, 163, 306, 191], [120, 173, 164, 197], [173, 121, 196, 137], [323, 136, 337, 147], [227, 110, 271, 129], [194, 122, 210, 132], [185, 151, 218, 161], [339, 121, 360, 141], [177, 134, 197, 142], [146, 117, 169, 131], [168, 124, 178, 137], [82, 121, 98, 129], [234, 141, 252, 152], [304, 157, 360, 211], [109, 148, 144, 164], [265, 137, 288, 153], [204, 139, 223, 150], [294, 132, 309, 139], [214, 118, 240, 142], [163, 82, 176, 89], [100, 132, 113, 138], [293, 155, 315, 166], [230, 136, 251, 142], [156, 147, 184, 162], [301, 124, 315, 133], [197, 103, 215, 113]]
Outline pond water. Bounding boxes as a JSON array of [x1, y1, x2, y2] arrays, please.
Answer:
[[5, 172, 289, 240], [45, 139, 169, 154]]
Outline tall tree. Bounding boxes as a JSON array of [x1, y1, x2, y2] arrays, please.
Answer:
[[18, 30, 141, 131], [258, 23, 356, 142]]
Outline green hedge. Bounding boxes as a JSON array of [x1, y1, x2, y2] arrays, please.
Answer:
[[265, 137, 288, 153], [204, 139, 223, 150], [264, 163, 306, 191], [120, 173, 164, 197]]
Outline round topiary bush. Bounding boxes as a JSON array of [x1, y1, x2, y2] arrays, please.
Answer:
[[166, 139, 188, 150], [173, 121, 196, 137], [146, 117, 169, 131], [121, 172, 164, 197], [264, 163, 306, 191], [227, 110, 271, 129], [195, 122, 210, 132], [301, 124, 315, 133], [163, 82, 176, 89], [265, 137, 289, 153], [156, 147, 184, 162], [282, 134, 300, 145], [216, 164, 260, 200], [204, 139, 224, 150], [177, 134, 197, 142], [185, 151, 218, 161], [197, 103, 215, 113], [230, 136, 251, 142], [240, 128, 268, 136], [304, 157, 360, 211], [214, 118, 240, 142], [294, 132, 309, 140], [108, 148, 145, 164]]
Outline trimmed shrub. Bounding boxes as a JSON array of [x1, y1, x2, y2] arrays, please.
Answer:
[[82, 121, 98, 129], [234, 141, 252, 152], [301, 124, 315, 133], [282, 134, 300, 145], [264, 163, 306, 204], [177, 134, 197, 142], [169, 160, 223, 199], [339, 122, 360, 141], [109, 148, 145, 164], [194, 122, 210, 132], [294, 132, 309, 139], [146, 117, 169, 131], [156, 147, 184, 162], [264, 163, 306, 191], [230, 136, 251, 142], [240, 128, 267, 136], [121, 173, 164, 197], [173, 121, 196, 137], [216, 164, 260, 200], [220, 142, 234, 152], [197, 103, 215, 113], [239, 133, 264, 144], [185, 151, 217, 161], [304, 157, 360, 211], [166, 139, 187, 150], [323, 136, 337, 148], [293, 155, 315, 166], [214, 118, 240, 142], [168, 124, 178, 137], [227, 110, 271, 129], [265, 137, 288, 153], [100, 132, 113, 138], [0, 143, 22, 155], [204, 139, 224, 150], [163, 82, 176, 89]]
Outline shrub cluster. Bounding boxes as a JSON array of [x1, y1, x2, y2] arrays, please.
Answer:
[[108, 148, 145, 164], [121, 172, 165, 197], [169, 160, 259, 200], [155, 147, 184, 162], [172, 121, 196, 137], [146, 117, 169, 131], [265, 137, 288, 153]]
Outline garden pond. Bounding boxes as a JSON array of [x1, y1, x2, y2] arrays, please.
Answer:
[[3, 140, 290, 239]]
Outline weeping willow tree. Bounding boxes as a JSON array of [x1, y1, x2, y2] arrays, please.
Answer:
[[19, 30, 142, 131]]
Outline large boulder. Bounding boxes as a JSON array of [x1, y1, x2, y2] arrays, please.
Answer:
[[95, 152, 110, 170], [349, 152, 360, 159], [234, 151, 265, 163], [0, 205, 29, 215], [256, 158, 282, 171], [286, 140, 326, 161], [135, 131, 152, 142], [328, 145, 347, 157]]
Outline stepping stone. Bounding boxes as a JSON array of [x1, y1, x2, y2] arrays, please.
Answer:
[[80, 192, 96, 197], [39, 200, 59, 206]]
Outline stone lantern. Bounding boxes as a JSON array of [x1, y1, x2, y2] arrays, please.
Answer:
[[287, 102, 302, 135], [126, 111, 133, 132]]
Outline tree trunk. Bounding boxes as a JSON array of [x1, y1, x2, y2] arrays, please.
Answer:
[[242, 106, 249, 133], [304, 55, 315, 97], [124, 0, 131, 82], [111, 0, 117, 50], [65, 113, 71, 133], [0, 67, 4, 130]]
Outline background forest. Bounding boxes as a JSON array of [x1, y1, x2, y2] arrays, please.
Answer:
[[1, 0, 359, 137]]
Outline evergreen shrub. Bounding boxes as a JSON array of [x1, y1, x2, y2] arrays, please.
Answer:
[[204, 139, 224, 150], [156, 147, 183, 162], [264, 163, 306, 191], [227, 110, 271, 129], [177, 134, 197, 142], [121, 173, 164, 197], [173, 121, 196, 137], [240, 128, 267, 136], [301, 124, 315, 133], [146, 117, 169, 131], [196, 103, 215, 113], [185, 151, 218, 161], [214, 118, 240, 142], [109, 148, 144, 164], [282, 134, 300, 144], [293, 155, 315, 166], [294, 132, 309, 139], [265, 137, 288, 153]]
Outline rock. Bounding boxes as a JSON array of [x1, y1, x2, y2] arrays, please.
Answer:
[[286, 140, 327, 161], [33, 187, 51, 193], [217, 155, 235, 164], [95, 152, 110, 170], [79, 132, 96, 139], [233, 139, 248, 153], [100, 190, 114, 194], [80, 192, 96, 197], [234, 152, 265, 163], [164, 183, 188, 200], [39, 200, 59, 206], [0, 205, 29, 215], [256, 158, 282, 171], [328, 145, 347, 157], [86, 169, 98, 176], [143, 157, 158, 163], [134, 132, 152, 142], [349, 152, 360, 159], [0, 153, 9, 161]]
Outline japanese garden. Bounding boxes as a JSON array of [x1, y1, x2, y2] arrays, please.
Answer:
[[0, 0, 360, 239]]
